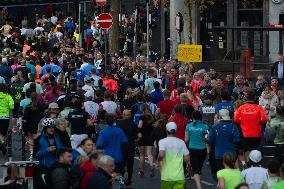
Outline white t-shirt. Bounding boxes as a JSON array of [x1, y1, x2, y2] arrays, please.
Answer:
[[242, 167, 268, 189], [84, 101, 99, 117], [91, 75, 101, 87], [101, 101, 118, 114], [50, 16, 58, 25], [159, 137, 189, 181], [82, 85, 94, 98]]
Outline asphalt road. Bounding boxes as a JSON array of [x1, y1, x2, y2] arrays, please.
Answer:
[[132, 156, 217, 189]]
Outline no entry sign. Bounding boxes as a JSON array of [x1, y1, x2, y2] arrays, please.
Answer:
[[97, 13, 113, 29], [96, 0, 106, 6]]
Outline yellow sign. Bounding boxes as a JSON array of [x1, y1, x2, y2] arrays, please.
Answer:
[[178, 44, 202, 62]]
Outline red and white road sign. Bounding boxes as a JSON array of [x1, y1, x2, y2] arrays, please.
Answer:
[[96, 0, 106, 7], [97, 13, 113, 29]]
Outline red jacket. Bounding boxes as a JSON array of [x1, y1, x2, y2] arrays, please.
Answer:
[[168, 113, 189, 141], [234, 103, 268, 138], [80, 161, 96, 189]]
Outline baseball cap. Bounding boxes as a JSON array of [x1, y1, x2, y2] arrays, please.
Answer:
[[218, 109, 231, 120], [48, 102, 59, 109], [249, 150, 262, 163], [166, 122, 177, 133]]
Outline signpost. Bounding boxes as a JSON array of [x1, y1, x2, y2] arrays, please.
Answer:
[[96, 0, 106, 7], [97, 13, 113, 29], [178, 44, 202, 62]]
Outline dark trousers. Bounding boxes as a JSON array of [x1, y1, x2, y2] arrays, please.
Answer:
[[123, 148, 135, 182]]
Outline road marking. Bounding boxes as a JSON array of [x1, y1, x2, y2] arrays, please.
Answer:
[[134, 156, 215, 186]]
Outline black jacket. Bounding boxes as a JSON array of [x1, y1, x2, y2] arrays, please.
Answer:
[[50, 162, 72, 189], [87, 168, 112, 189], [55, 127, 72, 148], [271, 61, 284, 78], [116, 118, 138, 151]]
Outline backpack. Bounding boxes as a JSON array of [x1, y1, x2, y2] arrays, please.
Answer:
[[133, 102, 143, 126]]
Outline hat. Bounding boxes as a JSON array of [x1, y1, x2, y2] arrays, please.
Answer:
[[218, 109, 231, 120], [42, 118, 56, 128], [249, 150, 262, 163], [84, 76, 92, 82], [48, 102, 59, 109], [166, 122, 177, 133]]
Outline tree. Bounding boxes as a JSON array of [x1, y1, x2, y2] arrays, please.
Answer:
[[109, 0, 120, 54]]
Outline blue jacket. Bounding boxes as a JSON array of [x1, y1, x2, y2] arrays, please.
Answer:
[[96, 125, 128, 163], [0, 64, 13, 84], [151, 89, 164, 104], [208, 120, 241, 159], [35, 134, 63, 167], [40, 63, 54, 75]]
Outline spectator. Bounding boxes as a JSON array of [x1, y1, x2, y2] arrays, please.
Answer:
[[271, 54, 284, 89], [259, 85, 279, 119], [80, 151, 104, 189], [50, 147, 73, 189], [72, 138, 94, 166], [54, 118, 71, 149], [87, 155, 115, 189], [34, 118, 63, 167]]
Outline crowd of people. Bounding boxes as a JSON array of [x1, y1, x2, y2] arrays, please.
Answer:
[[0, 5, 283, 189]]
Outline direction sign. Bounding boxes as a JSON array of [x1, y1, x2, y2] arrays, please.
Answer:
[[96, 0, 106, 7], [97, 13, 113, 29], [178, 44, 202, 62]]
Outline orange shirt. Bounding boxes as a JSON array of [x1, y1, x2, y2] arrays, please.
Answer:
[[35, 65, 42, 83]]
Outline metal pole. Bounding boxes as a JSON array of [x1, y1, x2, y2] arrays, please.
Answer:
[[133, 7, 137, 58], [104, 29, 108, 72], [67, 0, 70, 14], [146, 1, 150, 63], [84, 2, 87, 15], [79, 3, 83, 47]]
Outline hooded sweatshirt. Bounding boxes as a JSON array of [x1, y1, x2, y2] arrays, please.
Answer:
[[0, 92, 14, 118], [80, 161, 96, 189]]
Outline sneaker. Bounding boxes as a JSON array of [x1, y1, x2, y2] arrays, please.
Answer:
[[138, 170, 144, 178]]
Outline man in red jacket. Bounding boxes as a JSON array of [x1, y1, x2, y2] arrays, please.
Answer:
[[234, 89, 268, 160]]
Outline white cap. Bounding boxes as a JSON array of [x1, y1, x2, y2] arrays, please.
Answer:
[[166, 122, 177, 132], [48, 102, 59, 109], [219, 109, 231, 121], [249, 150, 262, 163]]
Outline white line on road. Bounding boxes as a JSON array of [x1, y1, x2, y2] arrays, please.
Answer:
[[134, 156, 215, 186]]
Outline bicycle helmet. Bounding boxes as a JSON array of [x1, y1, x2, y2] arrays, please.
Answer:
[[42, 118, 56, 128]]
